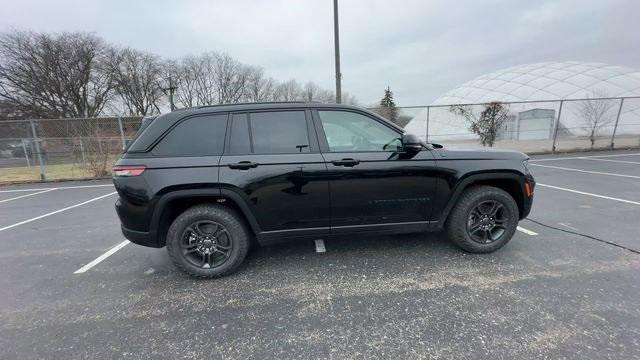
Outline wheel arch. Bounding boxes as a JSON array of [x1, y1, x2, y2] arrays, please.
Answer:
[[149, 187, 261, 247], [437, 171, 528, 228]]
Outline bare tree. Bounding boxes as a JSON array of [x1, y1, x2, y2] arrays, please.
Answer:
[[243, 66, 276, 102], [108, 47, 164, 116], [576, 91, 616, 148], [339, 92, 358, 105], [300, 81, 334, 103], [168, 52, 251, 107], [192, 53, 218, 106], [450, 102, 510, 147], [275, 79, 303, 101], [214, 53, 249, 104], [0, 31, 115, 118], [82, 125, 116, 177]]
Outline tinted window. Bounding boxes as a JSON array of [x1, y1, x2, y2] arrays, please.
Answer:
[[318, 111, 401, 152], [152, 114, 227, 156], [250, 111, 310, 154], [229, 113, 251, 154]]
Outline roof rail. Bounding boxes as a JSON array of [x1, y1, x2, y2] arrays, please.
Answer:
[[195, 101, 320, 110]]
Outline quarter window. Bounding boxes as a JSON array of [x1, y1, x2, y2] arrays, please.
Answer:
[[317, 111, 401, 152], [152, 114, 227, 156], [249, 111, 310, 154], [228, 113, 251, 154]]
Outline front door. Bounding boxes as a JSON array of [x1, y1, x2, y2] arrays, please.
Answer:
[[313, 109, 438, 233], [219, 110, 330, 240]]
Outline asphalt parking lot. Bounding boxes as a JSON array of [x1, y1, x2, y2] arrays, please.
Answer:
[[1, 150, 639, 359]]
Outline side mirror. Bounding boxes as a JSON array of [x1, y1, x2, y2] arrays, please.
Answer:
[[401, 133, 423, 153]]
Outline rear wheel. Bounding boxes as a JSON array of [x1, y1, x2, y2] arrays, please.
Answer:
[[166, 204, 250, 278], [446, 185, 519, 253]]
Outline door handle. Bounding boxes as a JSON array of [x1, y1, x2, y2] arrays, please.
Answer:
[[332, 158, 360, 167], [228, 161, 259, 170]]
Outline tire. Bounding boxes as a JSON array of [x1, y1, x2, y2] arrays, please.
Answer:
[[166, 204, 250, 278], [445, 185, 519, 253]]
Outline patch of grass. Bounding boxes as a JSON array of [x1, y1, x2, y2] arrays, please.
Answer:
[[0, 158, 119, 183]]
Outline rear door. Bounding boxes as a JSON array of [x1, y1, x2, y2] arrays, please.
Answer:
[[219, 110, 330, 240], [313, 109, 438, 232]]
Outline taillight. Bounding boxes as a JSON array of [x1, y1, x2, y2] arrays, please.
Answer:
[[113, 165, 146, 177]]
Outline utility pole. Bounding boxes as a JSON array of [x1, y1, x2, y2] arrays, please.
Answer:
[[163, 76, 178, 111], [333, 0, 342, 104]]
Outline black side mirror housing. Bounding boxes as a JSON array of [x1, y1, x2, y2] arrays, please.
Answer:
[[401, 133, 423, 153]]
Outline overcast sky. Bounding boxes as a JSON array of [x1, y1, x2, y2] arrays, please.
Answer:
[[1, 0, 638, 105]]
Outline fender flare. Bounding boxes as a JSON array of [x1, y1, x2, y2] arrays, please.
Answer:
[[149, 187, 262, 242], [436, 171, 526, 228]]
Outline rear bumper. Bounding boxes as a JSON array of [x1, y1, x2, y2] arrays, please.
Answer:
[[116, 197, 162, 248], [121, 225, 162, 248]]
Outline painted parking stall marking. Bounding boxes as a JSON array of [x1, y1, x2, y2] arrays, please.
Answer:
[[0, 183, 114, 193], [530, 152, 640, 162], [74, 240, 130, 274], [530, 163, 640, 179], [517, 226, 538, 236], [314, 239, 326, 253], [0, 188, 55, 204], [578, 157, 640, 165], [0, 191, 117, 232], [537, 183, 640, 206]]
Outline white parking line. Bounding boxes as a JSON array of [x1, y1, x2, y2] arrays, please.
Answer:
[[314, 239, 326, 253], [517, 226, 538, 236], [0, 184, 114, 193], [74, 240, 130, 274], [558, 222, 579, 231], [537, 183, 640, 206], [530, 152, 640, 162], [0, 188, 55, 204], [0, 191, 117, 232], [530, 163, 640, 179], [578, 157, 640, 165]]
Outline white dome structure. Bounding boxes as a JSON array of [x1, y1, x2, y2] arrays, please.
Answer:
[[404, 61, 640, 142], [432, 61, 640, 105]]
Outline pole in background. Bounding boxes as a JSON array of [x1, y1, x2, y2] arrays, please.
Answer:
[[551, 100, 564, 153], [610, 98, 625, 149], [79, 138, 86, 167], [425, 106, 430, 143], [162, 76, 178, 111], [117, 117, 126, 149], [169, 76, 177, 111], [21, 138, 30, 167], [333, 0, 342, 104], [29, 120, 46, 181]]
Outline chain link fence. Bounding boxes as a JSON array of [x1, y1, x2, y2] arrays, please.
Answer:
[[372, 96, 640, 154], [0, 117, 142, 182], [1, 96, 639, 183]]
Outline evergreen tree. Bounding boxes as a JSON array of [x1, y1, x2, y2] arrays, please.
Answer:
[[378, 86, 398, 122]]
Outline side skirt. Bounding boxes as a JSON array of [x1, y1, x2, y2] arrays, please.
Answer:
[[256, 221, 437, 246]]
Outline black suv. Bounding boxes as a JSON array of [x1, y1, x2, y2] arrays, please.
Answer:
[[113, 102, 535, 278]]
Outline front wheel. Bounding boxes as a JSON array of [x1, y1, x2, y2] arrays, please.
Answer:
[[166, 204, 250, 278], [446, 185, 519, 253]]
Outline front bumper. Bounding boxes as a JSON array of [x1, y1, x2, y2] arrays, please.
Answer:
[[521, 175, 535, 219]]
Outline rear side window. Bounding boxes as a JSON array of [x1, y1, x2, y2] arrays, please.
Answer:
[[152, 114, 227, 156], [250, 111, 309, 154]]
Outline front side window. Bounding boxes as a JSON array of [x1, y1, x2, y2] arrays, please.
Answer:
[[249, 111, 310, 154], [318, 111, 401, 152], [152, 114, 227, 156]]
